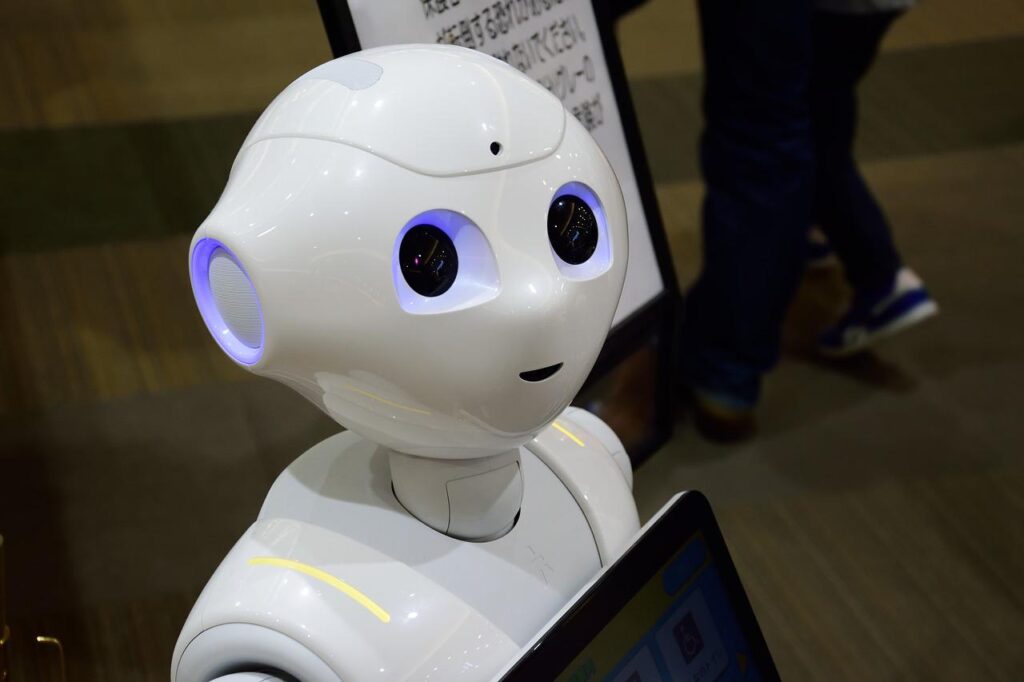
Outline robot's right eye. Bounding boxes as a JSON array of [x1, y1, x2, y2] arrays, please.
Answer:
[[399, 225, 459, 297], [546, 182, 612, 281], [392, 211, 499, 314]]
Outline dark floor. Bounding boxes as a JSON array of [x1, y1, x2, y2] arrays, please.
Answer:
[[1, 0, 1023, 680]]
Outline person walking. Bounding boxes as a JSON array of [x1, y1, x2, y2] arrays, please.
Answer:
[[810, 1, 937, 357], [681, 0, 937, 439]]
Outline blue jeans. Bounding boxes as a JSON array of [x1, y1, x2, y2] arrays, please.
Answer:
[[812, 10, 903, 299], [682, 1, 902, 406]]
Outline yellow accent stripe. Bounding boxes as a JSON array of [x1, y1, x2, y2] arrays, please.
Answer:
[[344, 384, 432, 415], [552, 420, 585, 447], [248, 557, 391, 623]]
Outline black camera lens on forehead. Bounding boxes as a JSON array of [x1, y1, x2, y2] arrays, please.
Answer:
[[548, 194, 599, 265], [399, 225, 459, 297]]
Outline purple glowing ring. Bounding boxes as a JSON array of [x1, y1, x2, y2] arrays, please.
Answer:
[[190, 238, 265, 365]]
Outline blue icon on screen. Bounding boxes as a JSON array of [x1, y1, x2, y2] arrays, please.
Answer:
[[674, 611, 705, 664]]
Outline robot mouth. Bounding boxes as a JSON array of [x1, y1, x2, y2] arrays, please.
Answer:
[[519, 362, 563, 383]]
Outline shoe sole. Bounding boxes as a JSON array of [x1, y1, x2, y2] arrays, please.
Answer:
[[818, 299, 939, 358]]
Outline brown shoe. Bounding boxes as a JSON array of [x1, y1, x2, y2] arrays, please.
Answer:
[[689, 389, 756, 443]]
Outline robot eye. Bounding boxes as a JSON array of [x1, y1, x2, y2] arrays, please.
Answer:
[[393, 211, 498, 314], [548, 194, 599, 265], [399, 224, 459, 297]]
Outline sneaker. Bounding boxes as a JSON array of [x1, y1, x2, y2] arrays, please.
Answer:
[[818, 267, 938, 357]]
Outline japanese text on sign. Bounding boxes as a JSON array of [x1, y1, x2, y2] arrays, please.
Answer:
[[428, 0, 604, 132]]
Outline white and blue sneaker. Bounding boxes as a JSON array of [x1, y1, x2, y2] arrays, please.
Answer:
[[818, 267, 938, 357]]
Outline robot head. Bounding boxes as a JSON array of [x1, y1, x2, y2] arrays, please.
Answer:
[[190, 45, 627, 458]]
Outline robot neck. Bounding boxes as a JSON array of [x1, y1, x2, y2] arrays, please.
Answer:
[[389, 449, 523, 541]]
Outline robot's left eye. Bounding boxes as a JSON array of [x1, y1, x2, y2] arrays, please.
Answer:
[[548, 194, 599, 265], [547, 183, 612, 281], [399, 225, 459, 297]]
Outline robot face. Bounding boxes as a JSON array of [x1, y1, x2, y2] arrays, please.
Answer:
[[189, 46, 627, 458]]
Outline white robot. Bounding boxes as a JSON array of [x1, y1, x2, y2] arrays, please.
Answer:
[[173, 44, 640, 682]]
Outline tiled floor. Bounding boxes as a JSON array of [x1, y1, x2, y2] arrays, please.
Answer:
[[1, 0, 1023, 679]]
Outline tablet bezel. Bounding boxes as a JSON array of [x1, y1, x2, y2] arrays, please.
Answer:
[[498, 491, 780, 681]]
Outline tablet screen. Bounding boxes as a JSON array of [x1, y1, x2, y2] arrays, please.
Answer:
[[557, 532, 761, 682], [500, 492, 777, 682]]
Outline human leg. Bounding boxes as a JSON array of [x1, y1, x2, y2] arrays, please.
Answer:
[[682, 0, 815, 408], [810, 10, 903, 297], [811, 11, 937, 356]]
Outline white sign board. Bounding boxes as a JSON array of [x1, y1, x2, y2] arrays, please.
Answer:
[[346, 0, 664, 325]]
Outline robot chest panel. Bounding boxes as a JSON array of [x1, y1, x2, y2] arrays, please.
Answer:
[[259, 433, 602, 644]]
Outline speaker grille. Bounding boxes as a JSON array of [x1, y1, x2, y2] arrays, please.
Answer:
[[209, 248, 262, 349], [190, 238, 264, 365]]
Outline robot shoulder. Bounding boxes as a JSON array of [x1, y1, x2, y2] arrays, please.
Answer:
[[526, 407, 639, 565], [558, 406, 632, 489]]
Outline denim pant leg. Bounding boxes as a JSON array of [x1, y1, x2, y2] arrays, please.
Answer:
[[811, 11, 903, 298], [682, 0, 816, 406]]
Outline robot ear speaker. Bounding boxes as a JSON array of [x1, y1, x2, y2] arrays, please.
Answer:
[[209, 250, 263, 348], [191, 238, 265, 365]]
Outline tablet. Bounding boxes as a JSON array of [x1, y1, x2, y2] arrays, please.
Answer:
[[498, 491, 779, 681]]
